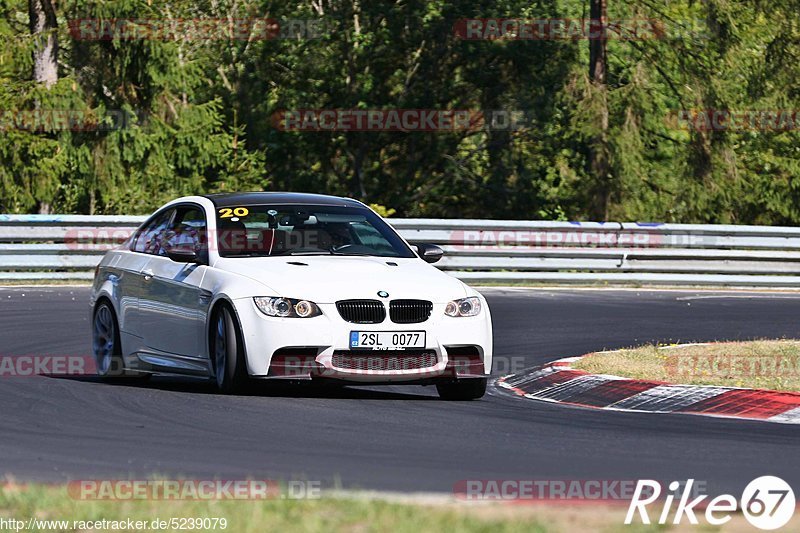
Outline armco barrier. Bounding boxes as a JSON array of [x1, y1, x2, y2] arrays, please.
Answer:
[[2, 215, 800, 286]]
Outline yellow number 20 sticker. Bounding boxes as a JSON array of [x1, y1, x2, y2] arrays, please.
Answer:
[[218, 207, 250, 218]]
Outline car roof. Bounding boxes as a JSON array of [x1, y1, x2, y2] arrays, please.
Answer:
[[203, 192, 365, 208]]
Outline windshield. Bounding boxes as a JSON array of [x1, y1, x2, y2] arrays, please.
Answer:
[[214, 204, 416, 258]]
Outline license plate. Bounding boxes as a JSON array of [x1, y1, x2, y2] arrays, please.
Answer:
[[349, 331, 426, 350]]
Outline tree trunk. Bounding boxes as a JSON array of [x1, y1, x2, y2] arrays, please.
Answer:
[[30, 0, 58, 87], [30, 0, 58, 215], [588, 0, 610, 221]]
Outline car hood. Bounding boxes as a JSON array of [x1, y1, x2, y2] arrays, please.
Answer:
[[214, 256, 470, 303]]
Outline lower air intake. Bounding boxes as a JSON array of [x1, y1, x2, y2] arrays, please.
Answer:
[[332, 350, 437, 371]]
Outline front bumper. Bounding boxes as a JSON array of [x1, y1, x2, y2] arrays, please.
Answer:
[[231, 298, 493, 382]]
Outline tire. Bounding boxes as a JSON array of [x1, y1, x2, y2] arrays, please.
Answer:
[[436, 378, 487, 401], [92, 300, 149, 380], [211, 304, 249, 394]]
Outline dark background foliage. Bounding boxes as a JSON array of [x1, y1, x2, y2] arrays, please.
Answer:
[[1, 0, 798, 222]]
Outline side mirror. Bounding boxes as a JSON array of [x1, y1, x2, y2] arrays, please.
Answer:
[[165, 244, 200, 264], [416, 243, 444, 264]]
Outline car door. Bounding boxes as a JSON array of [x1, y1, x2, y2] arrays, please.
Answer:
[[138, 205, 209, 360], [119, 209, 176, 340]]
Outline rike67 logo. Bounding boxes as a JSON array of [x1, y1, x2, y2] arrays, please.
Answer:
[[625, 477, 795, 530]]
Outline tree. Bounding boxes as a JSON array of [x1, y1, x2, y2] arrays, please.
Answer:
[[587, 0, 610, 220], [29, 0, 57, 87], [1, 0, 799, 225]]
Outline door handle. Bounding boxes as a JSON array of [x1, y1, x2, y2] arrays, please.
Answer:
[[142, 269, 154, 281]]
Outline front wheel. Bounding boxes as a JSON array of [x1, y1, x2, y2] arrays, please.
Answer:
[[211, 304, 249, 394], [436, 378, 487, 401]]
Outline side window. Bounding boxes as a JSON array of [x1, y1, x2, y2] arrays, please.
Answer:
[[165, 206, 208, 262], [132, 209, 174, 255]]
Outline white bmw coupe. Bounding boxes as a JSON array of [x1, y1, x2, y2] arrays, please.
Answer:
[[90, 193, 493, 400]]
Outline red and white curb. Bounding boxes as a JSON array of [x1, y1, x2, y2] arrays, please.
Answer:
[[496, 353, 800, 425]]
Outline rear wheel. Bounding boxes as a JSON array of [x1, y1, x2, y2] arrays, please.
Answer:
[[93, 301, 149, 380], [211, 304, 249, 394], [93, 301, 123, 378], [436, 378, 487, 401]]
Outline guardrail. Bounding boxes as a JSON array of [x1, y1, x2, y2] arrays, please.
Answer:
[[3, 214, 800, 286]]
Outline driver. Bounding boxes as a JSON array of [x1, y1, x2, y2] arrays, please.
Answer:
[[326, 223, 354, 250]]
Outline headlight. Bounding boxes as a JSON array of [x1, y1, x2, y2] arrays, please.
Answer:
[[254, 297, 322, 318], [444, 297, 481, 317]]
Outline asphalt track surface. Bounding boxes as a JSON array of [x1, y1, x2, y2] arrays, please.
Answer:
[[1, 287, 799, 496]]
